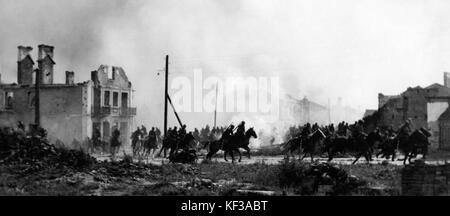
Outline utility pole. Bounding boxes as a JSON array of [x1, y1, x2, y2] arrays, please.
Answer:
[[164, 55, 169, 138], [328, 98, 331, 124], [214, 82, 218, 128], [34, 68, 40, 127]]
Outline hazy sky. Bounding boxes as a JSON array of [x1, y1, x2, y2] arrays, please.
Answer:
[[1, 0, 449, 127]]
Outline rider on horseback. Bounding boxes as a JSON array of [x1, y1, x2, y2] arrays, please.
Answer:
[[179, 125, 187, 137], [236, 121, 246, 139], [301, 123, 311, 137], [398, 119, 413, 140]]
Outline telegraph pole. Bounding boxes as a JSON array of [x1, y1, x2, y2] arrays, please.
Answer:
[[34, 68, 40, 127], [164, 55, 169, 137], [214, 82, 218, 128]]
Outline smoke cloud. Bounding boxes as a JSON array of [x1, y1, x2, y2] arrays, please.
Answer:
[[1, 0, 449, 133]]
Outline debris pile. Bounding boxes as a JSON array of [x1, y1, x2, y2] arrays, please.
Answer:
[[278, 159, 366, 195], [168, 149, 198, 164], [0, 133, 96, 171]]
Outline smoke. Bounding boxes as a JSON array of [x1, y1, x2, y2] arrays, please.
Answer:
[[0, 0, 448, 133]]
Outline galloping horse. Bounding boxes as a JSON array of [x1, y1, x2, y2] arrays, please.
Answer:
[[376, 134, 398, 161], [282, 136, 302, 156], [351, 130, 383, 164], [205, 128, 258, 163], [142, 135, 158, 160], [223, 128, 258, 163], [398, 128, 431, 165], [157, 135, 177, 158], [299, 128, 326, 162]]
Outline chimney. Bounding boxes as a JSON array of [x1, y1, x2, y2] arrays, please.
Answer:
[[37, 44, 55, 85], [17, 46, 35, 85], [18, 46, 33, 62], [65, 71, 74, 85], [112, 67, 119, 80], [38, 44, 54, 60], [444, 72, 450, 88], [91, 71, 99, 85]]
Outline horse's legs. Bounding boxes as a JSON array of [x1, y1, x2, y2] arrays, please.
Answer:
[[403, 152, 409, 165], [224, 150, 228, 162], [300, 152, 307, 161], [230, 150, 235, 163], [352, 154, 361, 165], [243, 147, 251, 159], [237, 150, 242, 163], [328, 149, 334, 162]]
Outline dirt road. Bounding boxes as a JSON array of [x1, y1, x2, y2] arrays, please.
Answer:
[[94, 153, 450, 166]]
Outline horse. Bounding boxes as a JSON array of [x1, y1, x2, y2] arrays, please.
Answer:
[[299, 129, 327, 162], [398, 128, 431, 165], [376, 133, 398, 161], [142, 135, 158, 161], [223, 128, 258, 163], [157, 135, 177, 158], [204, 140, 223, 160], [281, 136, 302, 157], [110, 136, 122, 161], [325, 134, 354, 162], [168, 134, 198, 164], [351, 130, 384, 164], [131, 135, 142, 157]]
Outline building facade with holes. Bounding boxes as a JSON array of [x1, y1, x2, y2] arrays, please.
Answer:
[[0, 45, 136, 149], [375, 72, 450, 150]]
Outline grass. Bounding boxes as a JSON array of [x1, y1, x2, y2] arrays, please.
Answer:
[[0, 154, 403, 196]]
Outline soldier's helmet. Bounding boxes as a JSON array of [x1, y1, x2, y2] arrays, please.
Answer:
[[241, 121, 245, 125], [182, 125, 187, 128]]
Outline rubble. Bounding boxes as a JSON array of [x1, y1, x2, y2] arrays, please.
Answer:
[[0, 133, 96, 171]]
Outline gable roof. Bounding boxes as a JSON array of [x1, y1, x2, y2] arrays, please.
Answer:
[[18, 55, 35, 64], [426, 83, 446, 89], [438, 107, 450, 121], [37, 55, 55, 65]]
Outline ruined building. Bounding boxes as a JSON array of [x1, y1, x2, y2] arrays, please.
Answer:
[[0, 45, 136, 148], [375, 72, 450, 150]]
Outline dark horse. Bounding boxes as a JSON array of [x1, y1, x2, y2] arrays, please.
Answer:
[[398, 128, 431, 165], [376, 134, 398, 161], [206, 128, 258, 163], [351, 130, 384, 164], [223, 128, 258, 163], [142, 135, 158, 160], [282, 136, 302, 156], [157, 135, 177, 158], [299, 129, 327, 162]]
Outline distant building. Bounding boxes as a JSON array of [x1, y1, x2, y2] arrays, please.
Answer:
[[375, 72, 450, 150], [364, 109, 376, 118], [0, 45, 136, 148], [279, 95, 328, 126]]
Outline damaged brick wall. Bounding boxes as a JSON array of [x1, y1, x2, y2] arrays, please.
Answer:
[[401, 162, 450, 196]]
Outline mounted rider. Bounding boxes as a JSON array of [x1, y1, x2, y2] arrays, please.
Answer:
[[301, 123, 312, 137], [178, 124, 187, 138], [398, 118, 414, 142], [222, 124, 235, 141], [149, 127, 157, 142], [110, 127, 122, 148], [131, 127, 141, 145], [236, 121, 246, 139], [140, 125, 147, 139]]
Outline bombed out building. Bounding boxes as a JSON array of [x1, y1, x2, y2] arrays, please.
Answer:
[[0, 45, 136, 148], [375, 72, 450, 150]]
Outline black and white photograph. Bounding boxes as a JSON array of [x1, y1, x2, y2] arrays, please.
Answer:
[[0, 0, 449, 203]]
